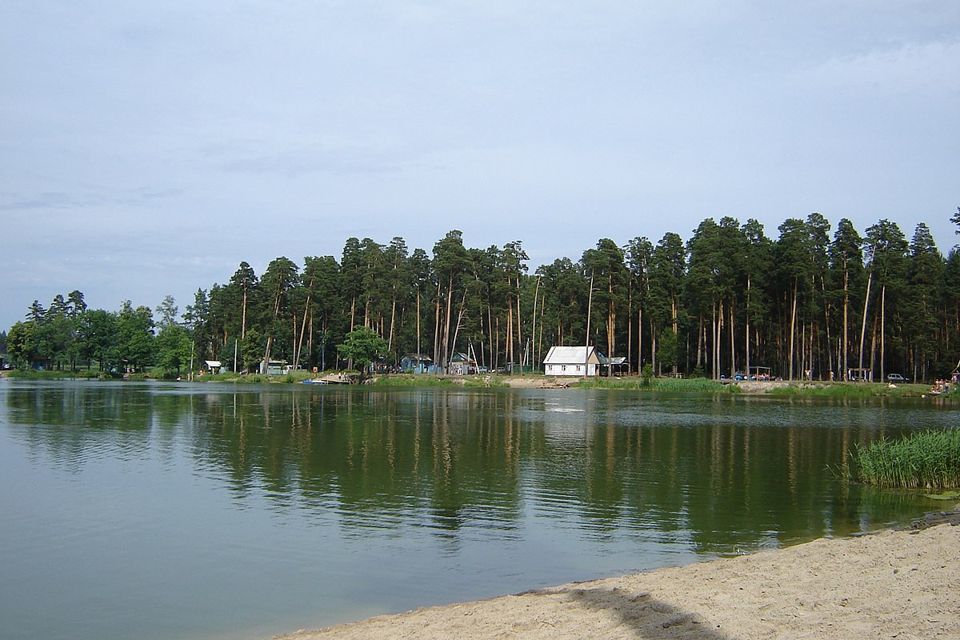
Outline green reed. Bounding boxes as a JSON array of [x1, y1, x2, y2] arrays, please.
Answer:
[[854, 429, 960, 489]]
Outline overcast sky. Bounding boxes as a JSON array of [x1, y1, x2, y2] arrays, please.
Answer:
[[2, 1, 958, 330]]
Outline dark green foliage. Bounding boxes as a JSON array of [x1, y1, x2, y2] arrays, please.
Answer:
[[640, 363, 653, 386], [155, 324, 192, 375], [5, 208, 960, 383], [337, 327, 388, 378]]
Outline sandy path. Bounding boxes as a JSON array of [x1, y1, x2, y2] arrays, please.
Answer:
[[279, 522, 959, 640]]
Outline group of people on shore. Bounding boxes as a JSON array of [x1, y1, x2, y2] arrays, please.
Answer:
[[930, 376, 955, 395]]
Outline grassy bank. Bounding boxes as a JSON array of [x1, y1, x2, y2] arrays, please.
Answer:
[[854, 429, 960, 489], [4, 368, 112, 380], [576, 376, 736, 393], [198, 370, 317, 384], [369, 374, 509, 388], [763, 381, 934, 398], [4, 368, 956, 400]]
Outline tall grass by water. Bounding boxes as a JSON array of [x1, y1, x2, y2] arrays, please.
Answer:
[[766, 382, 929, 398], [854, 429, 960, 489], [577, 376, 736, 393]]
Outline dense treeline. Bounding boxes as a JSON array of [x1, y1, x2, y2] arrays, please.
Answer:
[[5, 211, 960, 382]]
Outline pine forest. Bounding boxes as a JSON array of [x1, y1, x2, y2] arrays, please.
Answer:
[[5, 210, 960, 383]]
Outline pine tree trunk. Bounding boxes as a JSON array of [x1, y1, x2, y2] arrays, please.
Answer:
[[449, 289, 467, 367], [858, 271, 872, 374], [729, 299, 736, 378], [745, 276, 751, 380], [516, 279, 523, 368], [627, 286, 632, 373], [711, 301, 718, 379], [585, 271, 594, 346], [295, 288, 312, 369], [443, 277, 454, 369], [388, 297, 396, 352], [505, 307, 511, 368], [488, 305, 494, 371], [433, 284, 441, 363], [842, 269, 849, 380], [241, 288, 247, 340], [607, 276, 615, 360], [651, 323, 658, 376], [788, 279, 797, 381], [696, 315, 703, 372], [637, 306, 643, 373], [532, 276, 541, 369], [880, 284, 886, 382]]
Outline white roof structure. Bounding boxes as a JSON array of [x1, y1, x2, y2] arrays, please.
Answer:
[[204, 360, 222, 368], [543, 346, 599, 364]]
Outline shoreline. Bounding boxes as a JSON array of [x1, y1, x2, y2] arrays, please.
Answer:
[[279, 516, 959, 640], [5, 370, 955, 399]]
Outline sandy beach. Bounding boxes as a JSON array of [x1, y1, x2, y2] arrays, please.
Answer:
[[280, 519, 959, 640]]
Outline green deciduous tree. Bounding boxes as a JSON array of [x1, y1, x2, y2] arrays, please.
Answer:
[[6, 321, 36, 368], [78, 309, 120, 371], [337, 326, 388, 380], [117, 301, 155, 372], [156, 324, 193, 377]]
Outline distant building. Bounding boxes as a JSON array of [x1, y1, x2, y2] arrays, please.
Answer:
[[600, 355, 629, 376], [261, 360, 290, 375], [400, 353, 433, 374], [449, 352, 478, 375], [204, 360, 222, 374], [543, 346, 600, 377]]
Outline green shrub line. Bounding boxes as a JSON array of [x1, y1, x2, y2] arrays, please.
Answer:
[[853, 429, 960, 490]]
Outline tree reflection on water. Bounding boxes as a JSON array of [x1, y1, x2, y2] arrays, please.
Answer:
[[2, 381, 936, 554]]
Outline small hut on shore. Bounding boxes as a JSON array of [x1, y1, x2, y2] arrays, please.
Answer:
[[400, 353, 433, 374], [543, 346, 600, 377], [847, 367, 873, 382]]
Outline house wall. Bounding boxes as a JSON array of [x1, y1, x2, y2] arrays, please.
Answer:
[[545, 363, 596, 377]]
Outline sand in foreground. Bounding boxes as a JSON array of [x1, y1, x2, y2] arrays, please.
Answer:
[[280, 523, 959, 640]]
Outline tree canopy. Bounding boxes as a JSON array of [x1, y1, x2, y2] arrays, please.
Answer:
[[6, 208, 960, 383]]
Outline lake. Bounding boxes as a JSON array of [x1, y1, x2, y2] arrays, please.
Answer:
[[0, 380, 954, 640]]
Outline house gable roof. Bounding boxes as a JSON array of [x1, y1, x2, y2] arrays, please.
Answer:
[[543, 346, 599, 365]]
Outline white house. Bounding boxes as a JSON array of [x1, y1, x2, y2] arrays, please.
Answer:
[[543, 346, 600, 377]]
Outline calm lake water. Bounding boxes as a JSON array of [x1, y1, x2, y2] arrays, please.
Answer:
[[1, 380, 956, 640]]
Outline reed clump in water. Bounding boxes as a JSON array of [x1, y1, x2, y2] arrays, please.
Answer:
[[854, 430, 960, 489]]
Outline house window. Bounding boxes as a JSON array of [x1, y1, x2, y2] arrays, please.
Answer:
[[561, 365, 566, 371]]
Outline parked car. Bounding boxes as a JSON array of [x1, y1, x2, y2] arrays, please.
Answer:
[[886, 373, 909, 383]]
